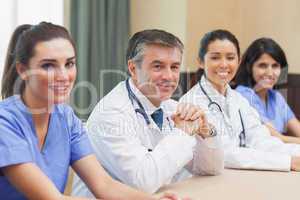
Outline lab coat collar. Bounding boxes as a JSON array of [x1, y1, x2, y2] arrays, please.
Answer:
[[200, 76, 236, 116], [200, 76, 234, 101], [128, 78, 161, 116]]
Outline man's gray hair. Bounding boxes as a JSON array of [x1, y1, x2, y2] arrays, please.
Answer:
[[126, 29, 184, 67]]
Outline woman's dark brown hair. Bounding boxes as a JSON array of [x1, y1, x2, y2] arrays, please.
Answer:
[[234, 38, 288, 88], [1, 22, 76, 99]]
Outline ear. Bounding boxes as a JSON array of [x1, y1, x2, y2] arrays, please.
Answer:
[[128, 59, 137, 79], [16, 62, 28, 81], [197, 57, 205, 70]]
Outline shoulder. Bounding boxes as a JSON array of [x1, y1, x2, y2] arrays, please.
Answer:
[[180, 83, 210, 109], [180, 83, 201, 103], [270, 89, 286, 103], [235, 85, 256, 99], [230, 88, 253, 108], [0, 96, 26, 123], [88, 81, 134, 123], [0, 97, 30, 138], [96, 81, 129, 111]]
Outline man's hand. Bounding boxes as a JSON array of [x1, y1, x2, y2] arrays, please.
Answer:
[[172, 103, 214, 138]]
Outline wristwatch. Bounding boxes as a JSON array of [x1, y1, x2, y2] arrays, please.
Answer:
[[208, 124, 217, 137]]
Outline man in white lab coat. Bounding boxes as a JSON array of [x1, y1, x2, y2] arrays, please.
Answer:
[[72, 29, 224, 196]]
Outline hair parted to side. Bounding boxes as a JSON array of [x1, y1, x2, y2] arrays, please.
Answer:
[[198, 29, 240, 61], [126, 29, 184, 67], [235, 37, 288, 87], [1, 22, 76, 99]]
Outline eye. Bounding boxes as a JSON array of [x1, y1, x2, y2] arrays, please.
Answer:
[[153, 64, 161, 70], [41, 63, 55, 70], [227, 56, 236, 60], [210, 56, 219, 60], [66, 61, 75, 68], [171, 65, 179, 71], [272, 63, 281, 69], [257, 63, 268, 69]]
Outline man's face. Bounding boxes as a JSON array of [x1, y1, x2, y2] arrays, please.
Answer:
[[129, 44, 182, 106]]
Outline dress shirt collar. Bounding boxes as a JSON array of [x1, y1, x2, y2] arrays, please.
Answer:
[[128, 78, 161, 116]]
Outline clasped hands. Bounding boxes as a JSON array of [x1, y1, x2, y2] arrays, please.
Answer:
[[171, 103, 214, 138]]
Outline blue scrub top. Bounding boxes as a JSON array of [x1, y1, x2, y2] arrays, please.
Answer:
[[0, 95, 93, 200], [236, 85, 295, 134]]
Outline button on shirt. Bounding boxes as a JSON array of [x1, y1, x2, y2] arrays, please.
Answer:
[[236, 85, 295, 133], [72, 79, 224, 196], [180, 76, 300, 172]]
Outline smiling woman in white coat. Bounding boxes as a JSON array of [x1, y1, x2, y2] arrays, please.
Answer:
[[72, 29, 224, 197], [180, 29, 300, 172]]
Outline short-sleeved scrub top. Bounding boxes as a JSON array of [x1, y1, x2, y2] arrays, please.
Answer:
[[0, 95, 93, 200], [236, 85, 295, 133]]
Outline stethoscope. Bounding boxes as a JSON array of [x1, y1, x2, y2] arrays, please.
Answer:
[[126, 79, 151, 125], [125, 79, 172, 129], [199, 79, 246, 147]]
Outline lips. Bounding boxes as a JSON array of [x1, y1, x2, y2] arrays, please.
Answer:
[[259, 77, 276, 85], [216, 71, 230, 78], [49, 84, 70, 93], [157, 82, 176, 90]]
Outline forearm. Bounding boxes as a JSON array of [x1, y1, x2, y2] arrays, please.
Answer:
[[287, 118, 300, 137], [102, 179, 154, 200], [189, 136, 224, 175], [224, 148, 291, 171], [72, 155, 154, 200], [3, 163, 66, 200], [129, 132, 196, 193], [280, 135, 300, 144], [265, 124, 300, 144]]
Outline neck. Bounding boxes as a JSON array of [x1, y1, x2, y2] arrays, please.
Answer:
[[131, 79, 161, 108], [255, 89, 268, 103], [22, 88, 54, 116], [146, 96, 161, 107], [215, 85, 227, 96], [207, 78, 227, 96]]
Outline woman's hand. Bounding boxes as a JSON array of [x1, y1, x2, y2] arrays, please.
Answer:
[[157, 192, 191, 200], [291, 156, 300, 171]]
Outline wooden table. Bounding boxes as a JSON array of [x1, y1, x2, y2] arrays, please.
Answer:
[[158, 169, 300, 200]]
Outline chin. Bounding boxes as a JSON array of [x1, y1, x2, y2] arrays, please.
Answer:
[[53, 95, 69, 104], [159, 94, 172, 101]]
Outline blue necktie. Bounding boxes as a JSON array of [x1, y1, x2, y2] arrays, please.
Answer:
[[151, 108, 163, 130]]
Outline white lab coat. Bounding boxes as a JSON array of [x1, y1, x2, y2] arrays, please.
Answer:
[[72, 79, 223, 196], [180, 76, 300, 172]]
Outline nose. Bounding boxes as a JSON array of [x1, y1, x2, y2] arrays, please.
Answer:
[[162, 67, 174, 80], [265, 65, 273, 76], [220, 58, 228, 68], [55, 66, 69, 81]]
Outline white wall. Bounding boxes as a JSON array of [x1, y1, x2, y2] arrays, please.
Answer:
[[0, 0, 64, 92]]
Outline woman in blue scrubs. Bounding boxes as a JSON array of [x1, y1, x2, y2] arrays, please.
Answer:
[[235, 38, 300, 144], [0, 22, 180, 200]]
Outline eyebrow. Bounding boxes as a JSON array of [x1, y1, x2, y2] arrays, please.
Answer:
[[209, 52, 237, 56], [39, 56, 76, 63]]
